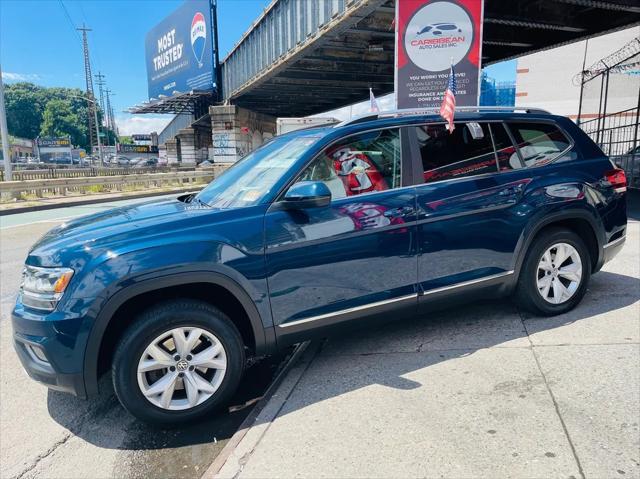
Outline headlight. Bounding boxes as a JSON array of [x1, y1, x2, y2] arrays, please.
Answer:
[[20, 266, 74, 311]]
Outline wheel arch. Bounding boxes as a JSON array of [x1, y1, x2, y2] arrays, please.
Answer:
[[511, 209, 604, 286], [83, 272, 272, 397]]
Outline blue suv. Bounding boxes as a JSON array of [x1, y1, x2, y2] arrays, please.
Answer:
[[13, 108, 627, 424]]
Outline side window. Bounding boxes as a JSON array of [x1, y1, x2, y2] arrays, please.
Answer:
[[490, 123, 521, 171], [416, 122, 498, 184], [297, 128, 402, 199], [508, 122, 571, 167]]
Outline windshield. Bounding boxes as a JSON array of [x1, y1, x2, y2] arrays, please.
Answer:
[[195, 135, 319, 208]]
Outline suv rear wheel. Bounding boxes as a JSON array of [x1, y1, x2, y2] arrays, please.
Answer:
[[515, 227, 591, 316], [112, 299, 245, 425]]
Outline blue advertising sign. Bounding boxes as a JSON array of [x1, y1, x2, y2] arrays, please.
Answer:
[[145, 0, 216, 100]]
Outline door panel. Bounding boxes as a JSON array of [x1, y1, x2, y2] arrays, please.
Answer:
[[411, 121, 532, 292], [416, 173, 531, 292]]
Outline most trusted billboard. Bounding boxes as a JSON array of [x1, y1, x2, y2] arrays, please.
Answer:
[[145, 0, 216, 100], [395, 0, 484, 109]]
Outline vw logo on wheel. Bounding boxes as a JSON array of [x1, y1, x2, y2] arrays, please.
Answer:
[[176, 359, 189, 372]]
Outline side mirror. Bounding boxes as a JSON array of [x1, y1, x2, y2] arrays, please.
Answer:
[[281, 181, 331, 209]]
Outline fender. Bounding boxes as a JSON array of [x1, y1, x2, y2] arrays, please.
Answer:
[[82, 270, 272, 397], [509, 206, 605, 289]]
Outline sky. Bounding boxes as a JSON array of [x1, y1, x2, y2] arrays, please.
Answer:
[[0, 0, 272, 135], [0, 0, 515, 135]]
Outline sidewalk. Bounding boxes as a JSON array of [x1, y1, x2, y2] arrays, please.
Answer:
[[214, 220, 640, 478]]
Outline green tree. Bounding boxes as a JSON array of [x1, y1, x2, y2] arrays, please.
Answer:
[[40, 99, 84, 147], [119, 136, 134, 144], [4, 82, 116, 151], [4, 83, 46, 139]]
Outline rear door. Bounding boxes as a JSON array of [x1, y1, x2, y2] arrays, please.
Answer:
[[264, 127, 419, 341], [411, 120, 532, 294]]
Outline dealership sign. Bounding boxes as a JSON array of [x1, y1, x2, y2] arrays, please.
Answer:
[[36, 137, 71, 148], [395, 0, 484, 109], [118, 144, 159, 154], [145, 0, 216, 100]]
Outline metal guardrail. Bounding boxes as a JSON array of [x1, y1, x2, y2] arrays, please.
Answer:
[[0, 169, 223, 200], [0, 165, 198, 181]]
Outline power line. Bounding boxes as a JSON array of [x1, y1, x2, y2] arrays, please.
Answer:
[[58, 1, 82, 42]]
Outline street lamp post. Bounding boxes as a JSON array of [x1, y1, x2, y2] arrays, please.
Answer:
[[0, 65, 13, 181]]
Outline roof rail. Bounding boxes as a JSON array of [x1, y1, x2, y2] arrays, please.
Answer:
[[334, 106, 552, 128]]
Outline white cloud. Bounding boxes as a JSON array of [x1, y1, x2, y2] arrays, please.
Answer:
[[3, 72, 42, 82], [115, 115, 173, 136]]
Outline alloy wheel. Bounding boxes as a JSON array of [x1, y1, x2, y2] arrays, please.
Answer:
[[137, 327, 227, 410], [536, 242, 583, 305]]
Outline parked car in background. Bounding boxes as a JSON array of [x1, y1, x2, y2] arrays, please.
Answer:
[[13, 107, 627, 425], [611, 145, 639, 187], [133, 158, 159, 168]]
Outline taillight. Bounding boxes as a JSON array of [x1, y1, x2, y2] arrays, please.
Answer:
[[604, 168, 627, 193]]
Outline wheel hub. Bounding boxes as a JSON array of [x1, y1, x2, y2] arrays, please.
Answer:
[[136, 327, 228, 411]]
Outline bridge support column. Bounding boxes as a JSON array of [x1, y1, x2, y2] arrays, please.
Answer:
[[176, 128, 197, 165], [209, 105, 276, 163], [165, 138, 179, 165]]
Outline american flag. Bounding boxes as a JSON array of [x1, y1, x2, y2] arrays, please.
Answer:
[[440, 64, 457, 132], [369, 87, 380, 113]]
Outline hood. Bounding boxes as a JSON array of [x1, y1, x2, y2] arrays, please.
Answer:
[[28, 196, 215, 265]]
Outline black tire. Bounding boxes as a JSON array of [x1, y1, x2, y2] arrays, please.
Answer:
[[112, 299, 245, 426], [515, 227, 591, 316]]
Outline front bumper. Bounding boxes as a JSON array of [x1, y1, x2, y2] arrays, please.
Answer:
[[12, 301, 89, 399], [13, 334, 86, 397]]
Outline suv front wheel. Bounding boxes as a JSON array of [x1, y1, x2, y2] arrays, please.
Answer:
[[515, 227, 591, 316], [112, 299, 245, 425]]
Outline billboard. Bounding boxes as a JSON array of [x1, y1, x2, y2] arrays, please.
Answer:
[[145, 0, 216, 100], [395, 0, 484, 109]]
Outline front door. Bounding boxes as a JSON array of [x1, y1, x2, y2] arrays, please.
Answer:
[[264, 127, 418, 341]]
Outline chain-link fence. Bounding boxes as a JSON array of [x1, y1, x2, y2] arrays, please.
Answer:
[[575, 38, 640, 189]]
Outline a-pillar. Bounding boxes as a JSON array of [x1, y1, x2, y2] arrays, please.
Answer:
[[209, 105, 277, 163], [176, 127, 197, 165], [165, 138, 179, 165]]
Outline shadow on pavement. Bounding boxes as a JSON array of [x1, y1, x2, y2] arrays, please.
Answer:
[[46, 268, 639, 461], [45, 353, 286, 478]]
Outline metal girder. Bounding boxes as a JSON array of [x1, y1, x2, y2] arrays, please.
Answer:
[[214, 0, 639, 118], [552, 0, 640, 13]]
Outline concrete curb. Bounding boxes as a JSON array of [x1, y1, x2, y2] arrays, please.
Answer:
[[202, 340, 322, 479], [0, 188, 200, 216]]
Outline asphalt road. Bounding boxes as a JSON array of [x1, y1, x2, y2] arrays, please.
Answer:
[[0, 196, 286, 479]]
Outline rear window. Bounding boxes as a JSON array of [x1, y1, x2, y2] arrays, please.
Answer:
[[507, 122, 571, 167]]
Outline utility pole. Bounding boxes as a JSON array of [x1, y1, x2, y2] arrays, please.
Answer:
[[77, 24, 98, 154], [0, 65, 13, 181], [105, 89, 117, 144], [94, 71, 106, 123]]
